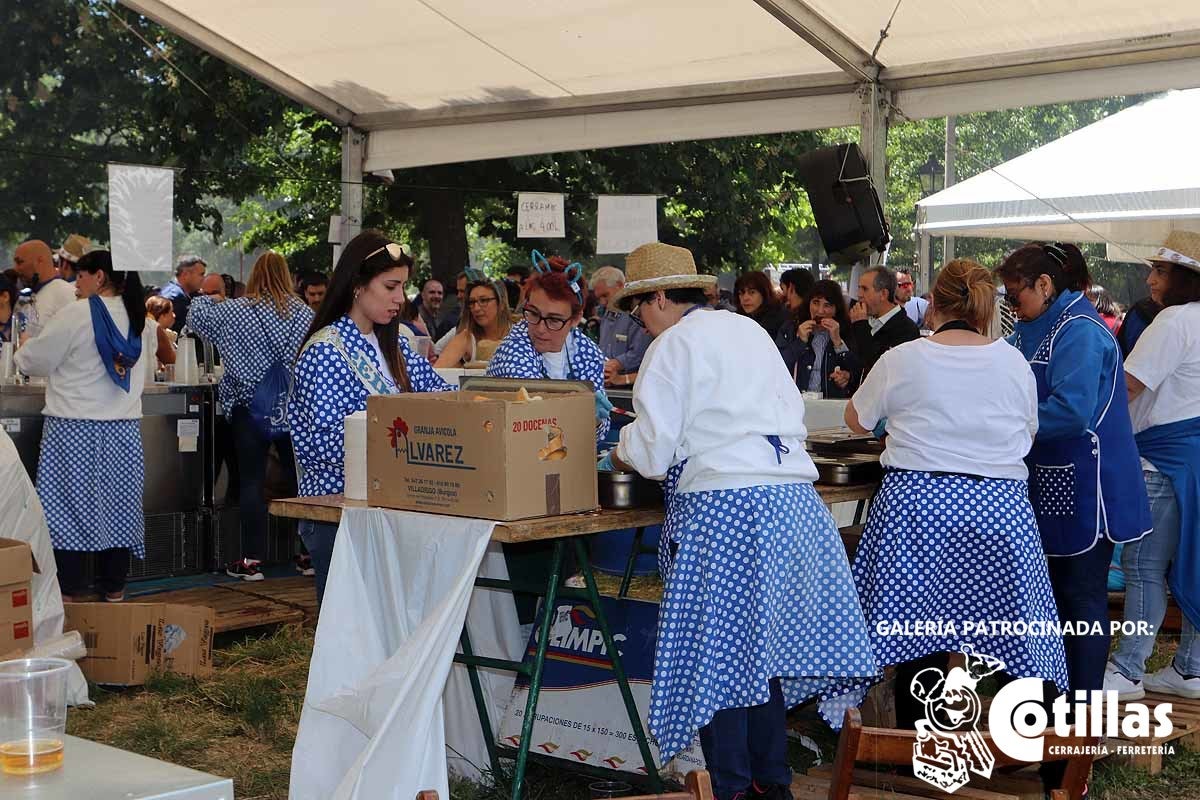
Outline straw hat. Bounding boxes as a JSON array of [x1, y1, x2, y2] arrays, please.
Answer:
[[57, 234, 92, 264], [611, 242, 716, 310], [1147, 230, 1200, 274]]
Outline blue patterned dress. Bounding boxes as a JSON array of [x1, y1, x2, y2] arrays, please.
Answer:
[[186, 294, 313, 420], [288, 315, 453, 496], [487, 321, 610, 443]]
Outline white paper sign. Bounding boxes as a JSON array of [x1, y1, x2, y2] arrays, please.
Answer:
[[516, 193, 565, 238], [596, 195, 658, 255], [108, 164, 174, 272]]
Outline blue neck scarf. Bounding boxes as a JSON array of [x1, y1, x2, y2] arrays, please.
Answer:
[[1136, 416, 1200, 631], [89, 295, 142, 392]]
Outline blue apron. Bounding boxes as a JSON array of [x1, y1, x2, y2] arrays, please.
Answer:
[[1018, 294, 1152, 556]]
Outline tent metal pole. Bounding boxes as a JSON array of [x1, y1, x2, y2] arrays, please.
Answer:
[[944, 116, 957, 262], [337, 127, 365, 264], [859, 83, 891, 267]]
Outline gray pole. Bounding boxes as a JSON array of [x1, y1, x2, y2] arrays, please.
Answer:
[[944, 115, 957, 262]]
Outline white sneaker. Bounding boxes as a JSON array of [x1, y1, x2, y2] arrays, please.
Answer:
[[1143, 665, 1200, 699], [1103, 664, 1145, 701]]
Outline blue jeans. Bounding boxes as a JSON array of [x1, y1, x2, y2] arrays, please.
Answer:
[[1046, 537, 1114, 694], [230, 406, 296, 561], [1111, 470, 1200, 679], [298, 519, 338, 608], [698, 678, 790, 800]]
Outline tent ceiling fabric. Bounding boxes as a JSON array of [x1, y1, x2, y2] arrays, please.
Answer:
[[916, 89, 1200, 248], [122, 0, 1200, 168]]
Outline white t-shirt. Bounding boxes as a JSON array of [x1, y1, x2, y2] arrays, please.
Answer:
[[541, 348, 568, 379], [1126, 301, 1200, 435], [617, 309, 818, 493], [363, 331, 397, 388], [14, 297, 156, 420], [852, 337, 1039, 480]]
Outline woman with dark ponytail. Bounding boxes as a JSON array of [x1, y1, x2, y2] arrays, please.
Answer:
[[996, 242, 1152, 789], [15, 250, 157, 601]]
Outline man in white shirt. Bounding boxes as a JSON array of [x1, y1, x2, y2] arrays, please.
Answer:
[[847, 266, 921, 377], [12, 239, 77, 342], [896, 270, 929, 327]]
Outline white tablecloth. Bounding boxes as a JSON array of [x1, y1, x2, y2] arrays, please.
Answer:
[[290, 507, 523, 799]]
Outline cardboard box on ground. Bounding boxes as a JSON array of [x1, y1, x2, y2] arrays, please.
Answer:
[[0, 538, 37, 659], [367, 388, 599, 520], [63, 603, 214, 686]]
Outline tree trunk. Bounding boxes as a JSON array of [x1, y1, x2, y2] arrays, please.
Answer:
[[420, 189, 469, 287]]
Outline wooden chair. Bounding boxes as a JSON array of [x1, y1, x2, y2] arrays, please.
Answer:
[[415, 771, 712, 800], [828, 708, 1095, 800]]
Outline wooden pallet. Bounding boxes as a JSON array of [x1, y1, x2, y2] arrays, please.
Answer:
[[227, 577, 319, 627], [144, 582, 306, 633], [1099, 692, 1200, 773], [794, 766, 1045, 800]]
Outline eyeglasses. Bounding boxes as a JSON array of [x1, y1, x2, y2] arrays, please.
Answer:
[[522, 306, 570, 331], [1003, 284, 1030, 309], [363, 242, 406, 264], [467, 297, 497, 308], [897, 280, 914, 287], [628, 295, 649, 328]]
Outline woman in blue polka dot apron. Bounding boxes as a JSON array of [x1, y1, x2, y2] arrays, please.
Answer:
[[15, 251, 158, 602], [603, 243, 877, 800], [998, 244, 1151, 792], [820, 260, 1069, 736], [288, 231, 452, 606]]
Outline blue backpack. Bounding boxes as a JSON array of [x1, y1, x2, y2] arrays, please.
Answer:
[[248, 305, 293, 440]]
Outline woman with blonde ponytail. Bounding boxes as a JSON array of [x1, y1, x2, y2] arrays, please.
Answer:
[[186, 251, 315, 581], [825, 259, 1069, 738]]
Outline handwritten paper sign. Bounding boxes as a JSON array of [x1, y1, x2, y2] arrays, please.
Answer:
[[108, 164, 174, 272], [517, 193, 565, 238], [596, 195, 658, 254]]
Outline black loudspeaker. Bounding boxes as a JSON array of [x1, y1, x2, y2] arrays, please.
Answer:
[[795, 143, 890, 265]]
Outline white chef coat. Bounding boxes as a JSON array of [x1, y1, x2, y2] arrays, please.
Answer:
[[14, 297, 156, 420], [617, 307, 819, 493], [24, 279, 77, 339]]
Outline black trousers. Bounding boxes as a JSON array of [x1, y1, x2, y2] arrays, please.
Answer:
[[56, 547, 129, 596], [230, 407, 296, 561]]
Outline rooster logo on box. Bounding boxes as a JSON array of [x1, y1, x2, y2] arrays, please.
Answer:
[[910, 644, 1004, 793]]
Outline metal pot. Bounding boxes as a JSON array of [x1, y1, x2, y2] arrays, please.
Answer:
[[597, 469, 663, 509]]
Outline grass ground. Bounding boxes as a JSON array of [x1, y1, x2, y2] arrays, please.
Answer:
[[63, 610, 1196, 800]]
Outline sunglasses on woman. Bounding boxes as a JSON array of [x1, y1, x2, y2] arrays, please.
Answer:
[[363, 242, 407, 264]]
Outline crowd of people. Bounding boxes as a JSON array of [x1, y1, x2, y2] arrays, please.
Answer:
[[4, 225, 1198, 800]]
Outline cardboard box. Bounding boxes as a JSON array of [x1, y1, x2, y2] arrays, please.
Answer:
[[0, 538, 37, 659], [367, 389, 599, 520], [63, 602, 214, 685]]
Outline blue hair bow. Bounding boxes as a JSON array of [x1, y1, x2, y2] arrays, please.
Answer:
[[530, 249, 584, 303]]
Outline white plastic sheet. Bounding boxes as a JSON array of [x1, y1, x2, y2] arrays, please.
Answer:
[[107, 163, 174, 273], [290, 507, 521, 799], [0, 431, 90, 706]]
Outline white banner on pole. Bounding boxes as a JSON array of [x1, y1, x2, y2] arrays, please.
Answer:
[[516, 193, 565, 238], [596, 195, 658, 255], [107, 164, 174, 272]]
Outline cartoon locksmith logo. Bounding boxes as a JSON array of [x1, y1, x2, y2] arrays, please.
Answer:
[[911, 645, 1176, 794], [910, 645, 1003, 793]]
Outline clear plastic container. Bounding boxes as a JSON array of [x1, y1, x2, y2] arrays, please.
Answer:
[[0, 657, 73, 775]]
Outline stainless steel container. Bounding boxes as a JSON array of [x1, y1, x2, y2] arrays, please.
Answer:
[[597, 469, 662, 509]]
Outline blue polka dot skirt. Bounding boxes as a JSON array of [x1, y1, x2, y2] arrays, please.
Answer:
[[651, 481, 879, 762], [36, 416, 145, 558], [821, 469, 1068, 722]]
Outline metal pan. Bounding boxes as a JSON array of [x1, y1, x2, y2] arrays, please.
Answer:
[[597, 469, 663, 509]]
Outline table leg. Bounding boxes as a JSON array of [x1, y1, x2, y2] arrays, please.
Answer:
[[618, 526, 646, 598], [458, 626, 497, 769], [853, 498, 867, 525], [511, 539, 564, 800], [572, 538, 663, 791]]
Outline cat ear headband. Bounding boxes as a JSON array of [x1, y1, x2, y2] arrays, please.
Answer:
[[531, 249, 584, 303]]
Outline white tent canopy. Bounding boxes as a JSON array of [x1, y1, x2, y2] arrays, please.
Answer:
[[124, 1, 1200, 171], [916, 88, 1200, 256]]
